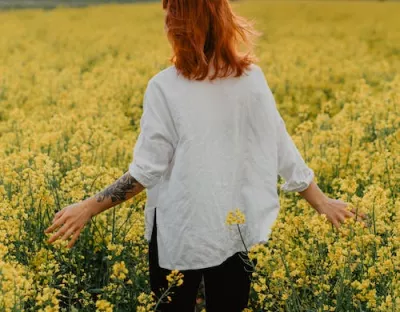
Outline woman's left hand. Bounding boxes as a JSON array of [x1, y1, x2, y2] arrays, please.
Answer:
[[44, 201, 93, 249]]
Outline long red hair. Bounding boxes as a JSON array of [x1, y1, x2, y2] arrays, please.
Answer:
[[162, 0, 260, 81]]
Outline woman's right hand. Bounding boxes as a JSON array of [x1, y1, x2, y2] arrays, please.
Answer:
[[44, 201, 93, 249]]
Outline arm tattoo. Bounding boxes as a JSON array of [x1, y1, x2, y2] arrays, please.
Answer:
[[95, 172, 143, 203]]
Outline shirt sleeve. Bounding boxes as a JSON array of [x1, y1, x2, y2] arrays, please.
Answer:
[[267, 87, 314, 193], [128, 79, 178, 189]]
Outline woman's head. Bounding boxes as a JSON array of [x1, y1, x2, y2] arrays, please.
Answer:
[[162, 0, 260, 81]]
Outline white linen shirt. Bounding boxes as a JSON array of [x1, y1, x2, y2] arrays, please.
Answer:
[[129, 64, 314, 270]]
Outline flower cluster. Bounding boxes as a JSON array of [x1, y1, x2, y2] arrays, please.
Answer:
[[95, 299, 114, 312], [166, 269, 184, 288], [225, 208, 246, 225], [110, 261, 129, 281]]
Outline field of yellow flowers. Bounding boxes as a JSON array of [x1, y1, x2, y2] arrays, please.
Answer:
[[0, 0, 399, 311]]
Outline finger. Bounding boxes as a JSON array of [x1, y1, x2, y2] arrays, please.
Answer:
[[332, 218, 340, 229], [45, 220, 61, 234], [348, 210, 368, 228], [61, 226, 76, 241], [47, 223, 69, 243], [67, 227, 83, 249], [354, 213, 367, 222], [53, 209, 65, 222], [338, 214, 346, 224], [350, 208, 367, 219], [344, 210, 356, 219], [353, 214, 365, 224], [45, 214, 68, 234]]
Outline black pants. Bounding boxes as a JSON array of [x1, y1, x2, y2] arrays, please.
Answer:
[[148, 208, 256, 312]]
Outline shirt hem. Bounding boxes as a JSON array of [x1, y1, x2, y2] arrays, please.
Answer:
[[157, 238, 267, 271]]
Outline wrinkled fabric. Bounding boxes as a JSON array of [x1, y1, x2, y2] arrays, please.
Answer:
[[129, 64, 314, 270]]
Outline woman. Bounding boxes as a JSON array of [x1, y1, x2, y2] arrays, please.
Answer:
[[44, 0, 368, 311]]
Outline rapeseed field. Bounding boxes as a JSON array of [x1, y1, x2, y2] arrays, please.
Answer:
[[0, 1, 399, 311]]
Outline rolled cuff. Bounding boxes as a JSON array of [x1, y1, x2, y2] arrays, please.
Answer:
[[128, 162, 159, 189], [280, 167, 315, 193]]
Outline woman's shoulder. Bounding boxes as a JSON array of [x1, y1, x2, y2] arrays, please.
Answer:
[[148, 65, 179, 86], [248, 63, 263, 74]]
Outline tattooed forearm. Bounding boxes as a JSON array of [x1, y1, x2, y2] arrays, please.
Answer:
[[95, 172, 144, 203], [82, 171, 145, 218]]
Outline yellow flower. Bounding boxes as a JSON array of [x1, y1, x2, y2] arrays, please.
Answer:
[[110, 261, 129, 281], [226, 208, 246, 225], [95, 299, 114, 312], [165, 269, 185, 287]]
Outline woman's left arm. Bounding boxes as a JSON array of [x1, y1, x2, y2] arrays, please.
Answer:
[[298, 180, 368, 228], [262, 79, 368, 229], [44, 171, 145, 248]]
